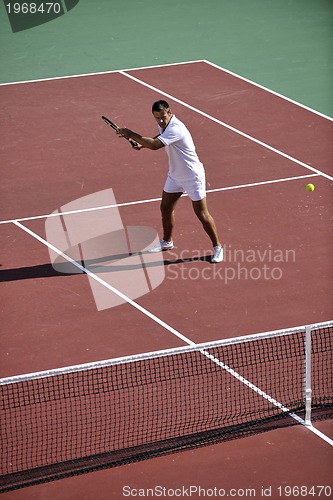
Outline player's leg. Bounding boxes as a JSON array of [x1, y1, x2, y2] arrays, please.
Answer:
[[192, 198, 221, 247], [187, 175, 223, 262], [160, 190, 182, 242], [192, 198, 223, 262]]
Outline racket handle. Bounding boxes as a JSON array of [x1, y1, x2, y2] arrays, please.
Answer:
[[129, 138, 139, 148]]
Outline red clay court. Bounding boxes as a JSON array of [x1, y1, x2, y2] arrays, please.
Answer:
[[1, 61, 332, 498]]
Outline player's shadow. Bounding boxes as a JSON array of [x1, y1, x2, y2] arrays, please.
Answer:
[[0, 253, 212, 283]]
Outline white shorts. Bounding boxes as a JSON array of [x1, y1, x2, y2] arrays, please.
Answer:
[[164, 173, 206, 202]]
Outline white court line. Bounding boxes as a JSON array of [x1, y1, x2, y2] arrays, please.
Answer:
[[203, 60, 333, 122], [207, 173, 319, 193], [11, 219, 333, 446], [0, 60, 204, 87], [305, 426, 333, 446], [0, 174, 319, 225], [121, 70, 333, 183]]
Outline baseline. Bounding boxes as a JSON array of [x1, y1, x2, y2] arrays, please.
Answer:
[[1, 59, 331, 122], [0, 60, 204, 87]]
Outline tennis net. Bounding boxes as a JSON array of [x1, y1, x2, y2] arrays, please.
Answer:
[[1, 321, 332, 491]]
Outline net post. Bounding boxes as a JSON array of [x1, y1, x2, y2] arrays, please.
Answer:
[[305, 325, 312, 426]]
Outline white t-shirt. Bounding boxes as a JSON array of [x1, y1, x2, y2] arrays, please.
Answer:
[[158, 115, 205, 182]]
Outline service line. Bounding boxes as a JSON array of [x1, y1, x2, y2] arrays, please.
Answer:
[[0, 173, 319, 225]]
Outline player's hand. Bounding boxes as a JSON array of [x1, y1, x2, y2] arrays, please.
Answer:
[[117, 127, 141, 150], [117, 127, 131, 139]]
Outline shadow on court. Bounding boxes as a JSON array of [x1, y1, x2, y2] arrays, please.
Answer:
[[0, 254, 212, 283]]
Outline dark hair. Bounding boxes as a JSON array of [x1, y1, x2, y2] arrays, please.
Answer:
[[152, 100, 170, 113]]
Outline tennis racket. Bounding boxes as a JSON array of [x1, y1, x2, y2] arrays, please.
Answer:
[[101, 116, 139, 148]]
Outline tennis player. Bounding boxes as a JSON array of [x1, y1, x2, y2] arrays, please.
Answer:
[[117, 100, 223, 263]]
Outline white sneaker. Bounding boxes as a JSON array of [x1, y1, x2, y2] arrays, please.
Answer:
[[148, 239, 174, 253], [211, 245, 223, 263]]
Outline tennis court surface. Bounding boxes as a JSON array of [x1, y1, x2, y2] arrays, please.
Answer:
[[1, 61, 332, 497]]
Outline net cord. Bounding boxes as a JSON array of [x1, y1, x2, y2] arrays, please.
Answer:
[[1, 321, 332, 386]]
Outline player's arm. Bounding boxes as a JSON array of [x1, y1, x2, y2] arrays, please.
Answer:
[[117, 128, 164, 150], [136, 134, 163, 150]]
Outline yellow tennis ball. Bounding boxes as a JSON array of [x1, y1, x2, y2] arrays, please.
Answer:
[[306, 183, 315, 192]]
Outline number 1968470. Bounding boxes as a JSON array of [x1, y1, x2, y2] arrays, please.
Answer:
[[6, 3, 62, 14], [276, 485, 332, 497]]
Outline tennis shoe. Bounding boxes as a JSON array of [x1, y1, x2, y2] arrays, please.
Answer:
[[148, 239, 174, 253], [211, 245, 223, 263]]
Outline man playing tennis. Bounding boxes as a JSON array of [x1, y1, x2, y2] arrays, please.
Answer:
[[117, 100, 223, 263]]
